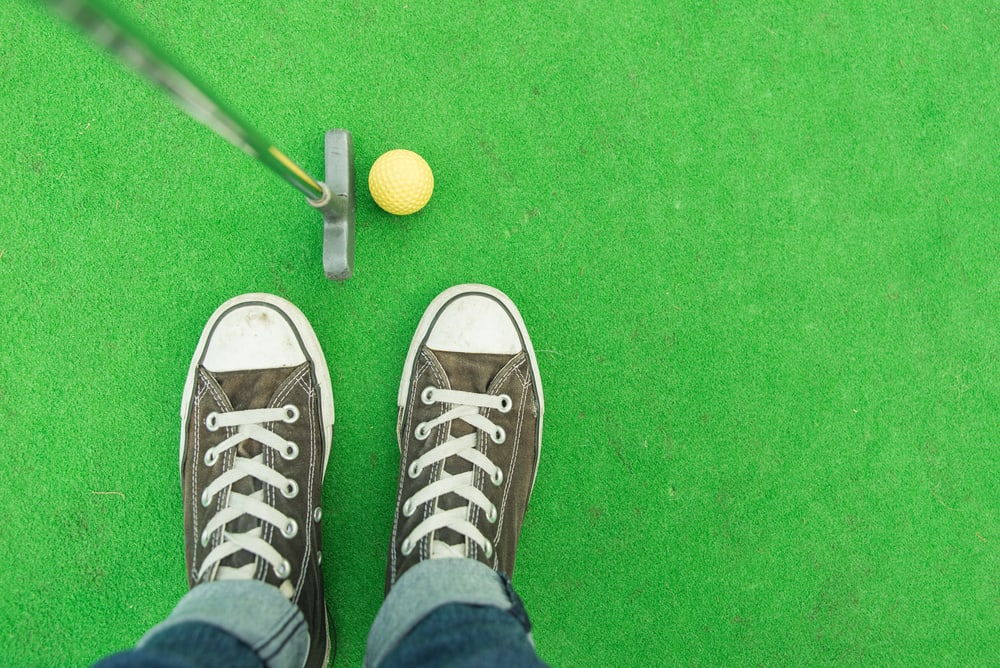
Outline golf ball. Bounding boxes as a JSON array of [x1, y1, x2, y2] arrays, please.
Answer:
[[368, 149, 434, 215]]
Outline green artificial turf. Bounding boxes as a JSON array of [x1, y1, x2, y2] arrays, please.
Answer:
[[2, 0, 999, 665]]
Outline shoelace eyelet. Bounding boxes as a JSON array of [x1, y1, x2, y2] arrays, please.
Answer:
[[408, 461, 422, 478], [313, 507, 323, 523], [491, 467, 504, 486], [497, 394, 512, 413], [421, 387, 436, 404], [200, 528, 211, 547], [205, 412, 220, 432], [204, 450, 219, 467], [491, 427, 506, 444], [401, 537, 415, 556], [483, 540, 494, 558], [282, 405, 300, 423], [487, 504, 498, 523], [200, 489, 213, 507], [415, 423, 431, 440], [274, 559, 291, 579], [403, 499, 416, 517], [283, 520, 299, 539], [282, 480, 299, 499], [281, 442, 299, 460]]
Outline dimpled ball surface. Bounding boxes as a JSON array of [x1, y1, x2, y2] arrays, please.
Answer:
[[368, 149, 434, 215]]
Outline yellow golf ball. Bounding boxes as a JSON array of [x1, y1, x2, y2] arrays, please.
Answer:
[[368, 149, 434, 215]]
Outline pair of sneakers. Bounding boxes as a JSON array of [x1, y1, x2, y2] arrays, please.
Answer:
[[180, 285, 545, 666]]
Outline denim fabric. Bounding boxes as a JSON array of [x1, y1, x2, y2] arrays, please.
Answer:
[[94, 560, 545, 668], [94, 621, 263, 668], [379, 603, 548, 668], [365, 558, 545, 668], [93, 581, 308, 668]]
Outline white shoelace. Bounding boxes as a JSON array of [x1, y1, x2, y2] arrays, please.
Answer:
[[198, 405, 301, 584], [401, 387, 512, 560]]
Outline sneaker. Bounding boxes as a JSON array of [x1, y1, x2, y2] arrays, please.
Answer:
[[179, 294, 334, 667], [386, 285, 545, 591]]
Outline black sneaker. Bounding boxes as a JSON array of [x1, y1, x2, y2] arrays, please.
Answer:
[[180, 294, 334, 667], [386, 285, 544, 591]]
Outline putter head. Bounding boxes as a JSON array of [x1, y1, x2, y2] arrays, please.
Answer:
[[310, 129, 356, 281]]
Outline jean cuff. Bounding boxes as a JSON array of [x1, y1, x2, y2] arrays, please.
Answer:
[[365, 559, 514, 668], [140, 581, 309, 668]]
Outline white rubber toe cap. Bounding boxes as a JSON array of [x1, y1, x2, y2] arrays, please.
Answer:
[[425, 294, 523, 355], [201, 298, 308, 373]]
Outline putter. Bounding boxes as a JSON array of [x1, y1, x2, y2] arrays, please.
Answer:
[[39, 0, 356, 281]]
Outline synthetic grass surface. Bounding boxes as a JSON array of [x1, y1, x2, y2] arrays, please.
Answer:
[[2, 0, 999, 665]]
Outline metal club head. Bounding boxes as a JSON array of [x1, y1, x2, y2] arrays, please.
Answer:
[[309, 129, 356, 281]]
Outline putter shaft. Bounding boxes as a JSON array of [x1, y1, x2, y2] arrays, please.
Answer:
[[42, 0, 325, 201]]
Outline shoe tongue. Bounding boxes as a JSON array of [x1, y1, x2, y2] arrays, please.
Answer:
[[429, 350, 516, 438], [426, 350, 517, 551], [213, 367, 296, 411], [210, 366, 298, 573]]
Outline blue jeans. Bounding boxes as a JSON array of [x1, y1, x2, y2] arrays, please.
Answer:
[[94, 559, 546, 668]]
